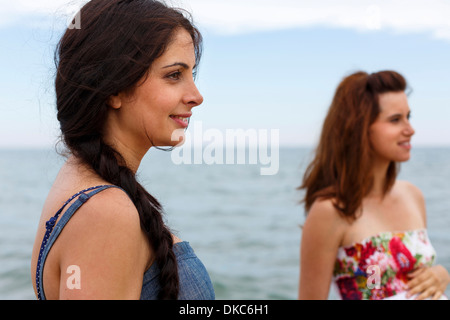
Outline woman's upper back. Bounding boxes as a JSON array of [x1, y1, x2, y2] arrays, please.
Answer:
[[31, 159, 152, 299], [31, 160, 214, 299]]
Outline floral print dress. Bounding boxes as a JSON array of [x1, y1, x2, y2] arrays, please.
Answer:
[[333, 229, 437, 300]]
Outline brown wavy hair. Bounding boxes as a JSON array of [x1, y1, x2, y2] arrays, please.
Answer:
[[299, 70, 407, 220], [55, 0, 202, 299]]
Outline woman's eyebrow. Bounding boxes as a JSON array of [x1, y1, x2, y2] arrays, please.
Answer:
[[162, 62, 190, 69], [386, 110, 411, 119]]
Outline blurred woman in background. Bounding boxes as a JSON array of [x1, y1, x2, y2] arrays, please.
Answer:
[[298, 70, 449, 300]]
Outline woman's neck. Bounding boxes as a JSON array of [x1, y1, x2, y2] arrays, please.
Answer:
[[368, 157, 391, 198], [103, 135, 149, 174]]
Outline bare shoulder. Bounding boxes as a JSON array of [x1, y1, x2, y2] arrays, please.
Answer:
[[58, 186, 146, 251], [303, 197, 348, 246], [82, 186, 139, 221], [307, 197, 348, 227], [395, 180, 427, 224], [395, 180, 425, 205], [65, 186, 147, 248]]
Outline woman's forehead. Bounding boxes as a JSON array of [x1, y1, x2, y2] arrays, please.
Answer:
[[378, 91, 409, 114]]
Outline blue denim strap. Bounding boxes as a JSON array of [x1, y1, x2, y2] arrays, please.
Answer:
[[36, 185, 121, 300]]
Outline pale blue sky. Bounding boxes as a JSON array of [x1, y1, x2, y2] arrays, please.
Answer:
[[1, 0, 450, 148]]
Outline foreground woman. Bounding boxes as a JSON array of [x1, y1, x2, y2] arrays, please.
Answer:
[[31, 0, 214, 300]]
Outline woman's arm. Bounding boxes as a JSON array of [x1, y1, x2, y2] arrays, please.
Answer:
[[298, 199, 347, 300]]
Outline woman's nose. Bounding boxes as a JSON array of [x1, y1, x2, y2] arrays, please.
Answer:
[[184, 81, 203, 108], [405, 121, 415, 136]]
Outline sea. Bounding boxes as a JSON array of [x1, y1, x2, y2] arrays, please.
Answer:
[[0, 147, 449, 300]]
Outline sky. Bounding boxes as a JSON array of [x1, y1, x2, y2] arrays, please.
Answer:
[[1, 0, 450, 148]]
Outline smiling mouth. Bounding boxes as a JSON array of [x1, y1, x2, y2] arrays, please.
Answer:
[[398, 141, 411, 149], [170, 115, 190, 128]]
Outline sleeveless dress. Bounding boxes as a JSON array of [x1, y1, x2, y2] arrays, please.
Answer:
[[332, 229, 445, 300], [35, 185, 215, 300]]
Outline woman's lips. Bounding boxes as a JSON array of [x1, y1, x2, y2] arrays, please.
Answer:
[[398, 141, 411, 150], [170, 115, 190, 128]]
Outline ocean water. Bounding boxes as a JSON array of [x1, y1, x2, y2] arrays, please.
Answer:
[[0, 147, 449, 300]]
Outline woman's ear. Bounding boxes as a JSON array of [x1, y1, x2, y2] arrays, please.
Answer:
[[107, 94, 122, 109]]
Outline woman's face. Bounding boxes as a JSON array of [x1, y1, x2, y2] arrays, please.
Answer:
[[369, 91, 415, 164], [107, 28, 203, 152]]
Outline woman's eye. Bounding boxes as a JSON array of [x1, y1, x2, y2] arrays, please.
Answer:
[[167, 71, 181, 80]]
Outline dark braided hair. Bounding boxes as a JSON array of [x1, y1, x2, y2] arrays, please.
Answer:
[[55, 0, 203, 299]]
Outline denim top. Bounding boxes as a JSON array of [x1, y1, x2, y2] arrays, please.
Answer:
[[35, 185, 215, 300]]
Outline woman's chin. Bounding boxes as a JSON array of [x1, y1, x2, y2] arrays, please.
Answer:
[[395, 154, 411, 163], [168, 129, 187, 147], [153, 136, 186, 148]]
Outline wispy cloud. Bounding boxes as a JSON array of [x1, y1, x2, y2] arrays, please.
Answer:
[[177, 0, 450, 41], [2, 0, 450, 41]]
